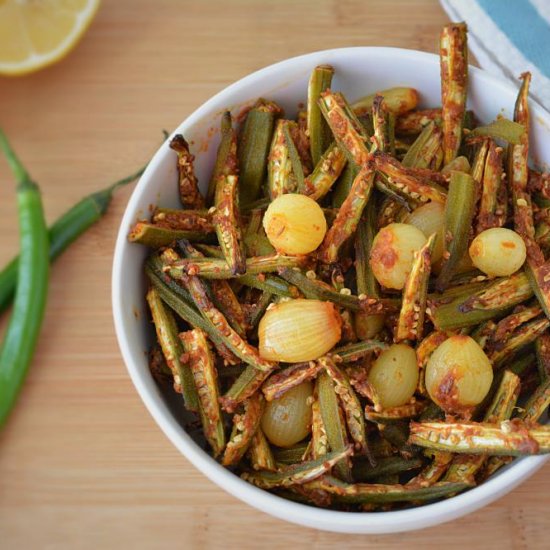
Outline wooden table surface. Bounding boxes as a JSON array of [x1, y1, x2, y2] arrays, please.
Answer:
[[0, 1, 548, 548]]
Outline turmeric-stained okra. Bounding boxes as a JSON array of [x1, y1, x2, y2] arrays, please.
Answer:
[[406, 451, 454, 487], [409, 420, 550, 455], [535, 333, 550, 381], [303, 475, 470, 504], [169, 135, 205, 209], [180, 329, 226, 456], [165, 253, 306, 280], [365, 401, 427, 423], [316, 372, 353, 481], [311, 388, 329, 459], [238, 99, 282, 205], [318, 161, 376, 264], [318, 91, 371, 165], [249, 428, 277, 471], [443, 370, 521, 483], [207, 111, 237, 205], [303, 143, 347, 201], [262, 360, 324, 401], [307, 65, 335, 166], [222, 392, 264, 466], [268, 119, 298, 199], [371, 95, 388, 153], [430, 272, 534, 330], [435, 171, 477, 291], [128, 222, 215, 248], [321, 357, 368, 454], [242, 447, 353, 489], [402, 122, 443, 170], [152, 207, 213, 232], [396, 233, 436, 342], [145, 255, 239, 365], [221, 365, 273, 413], [176, 241, 247, 337], [477, 140, 504, 232], [180, 272, 276, 372], [373, 152, 447, 204], [440, 23, 468, 165], [146, 287, 199, 412]]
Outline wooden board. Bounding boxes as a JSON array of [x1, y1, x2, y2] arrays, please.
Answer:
[[0, 1, 547, 548]]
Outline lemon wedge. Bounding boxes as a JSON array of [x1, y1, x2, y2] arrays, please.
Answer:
[[0, 0, 100, 76]]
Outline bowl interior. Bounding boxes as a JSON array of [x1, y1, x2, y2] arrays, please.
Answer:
[[112, 47, 550, 534]]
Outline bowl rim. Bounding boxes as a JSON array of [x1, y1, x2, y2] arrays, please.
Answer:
[[112, 45, 549, 534]]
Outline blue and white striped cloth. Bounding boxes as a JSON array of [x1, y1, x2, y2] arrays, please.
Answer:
[[440, 0, 550, 111]]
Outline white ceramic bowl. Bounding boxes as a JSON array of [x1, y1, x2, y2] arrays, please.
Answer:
[[112, 47, 550, 534]]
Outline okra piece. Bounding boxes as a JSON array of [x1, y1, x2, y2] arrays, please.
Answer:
[[262, 360, 323, 401], [321, 357, 368, 454], [180, 272, 276, 372], [222, 392, 264, 466], [318, 91, 371, 165], [436, 171, 477, 291], [221, 364, 273, 413], [206, 111, 237, 205], [238, 99, 281, 205], [396, 108, 442, 135], [180, 329, 226, 456], [307, 65, 335, 166], [214, 171, 246, 276], [352, 87, 419, 117], [492, 303, 543, 342], [267, 119, 297, 199], [470, 117, 525, 144], [249, 428, 277, 471], [402, 122, 443, 169], [353, 456, 424, 482], [477, 140, 504, 232], [148, 345, 172, 387], [431, 272, 534, 330], [273, 442, 310, 465], [331, 162, 359, 208], [525, 262, 550, 320], [242, 447, 353, 489], [371, 95, 388, 153], [365, 401, 427, 424], [396, 233, 436, 342], [409, 420, 550, 456], [535, 333, 550, 381], [311, 388, 329, 459], [166, 254, 306, 280], [278, 267, 395, 313], [128, 222, 215, 248], [444, 370, 521, 483], [303, 476, 469, 504], [373, 152, 447, 204], [247, 291, 273, 330], [303, 143, 347, 201], [416, 331, 451, 394], [242, 207, 273, 257], [316, 373, 353, 481], [239, 273, 299, 298], [146, 287, 199, 412], [152, 207, 213, 232], [331, 340, 389, 363], [145, 256, 239, 364], [489, 317, 550, 368], [176, 241, 247, 337], [355, 200, 380, 297], [441, 155, 471, 175], [318, 161, 376, 264], [407, 451, 454, 487], [169, 134, 205, 209], [440, 22, 468, 164], [283, 121, 305, 191]]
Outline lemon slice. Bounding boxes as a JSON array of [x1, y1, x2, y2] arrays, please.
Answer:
[[0, 0, 100, 76]]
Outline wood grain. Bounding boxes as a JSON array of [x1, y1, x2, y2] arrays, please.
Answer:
[[0, 1, 547, 548]]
